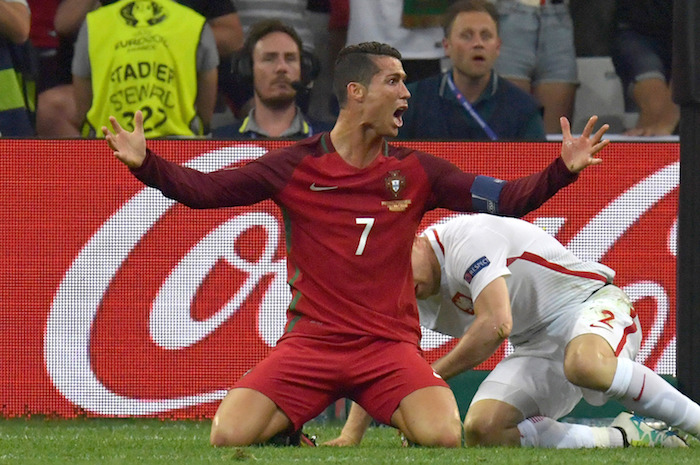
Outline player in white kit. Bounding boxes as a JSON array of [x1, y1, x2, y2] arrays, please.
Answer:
[[327, 214, 700, 448]]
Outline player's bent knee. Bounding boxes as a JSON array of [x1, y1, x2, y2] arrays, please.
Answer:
[[418, 422, 462, 448], [464, 414, 506, 446], [210, 423, 254, 447], [563, 350, 610, 390], [564, 355, 592, 386], [405, 418, 462, 448], [438, 421, 463, 448], [564, 335, 617, 390], [209, 414, 271, 447], [209, 387, 289, 447]]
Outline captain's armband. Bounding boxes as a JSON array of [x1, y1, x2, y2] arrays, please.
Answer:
[[470, 175, 506, 214]]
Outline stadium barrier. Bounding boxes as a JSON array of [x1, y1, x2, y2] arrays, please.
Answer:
[[1, 139, 678, 419]]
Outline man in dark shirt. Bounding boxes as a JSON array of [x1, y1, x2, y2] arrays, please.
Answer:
[[213, 19, 329, 139], [399, 0, 546, 141]]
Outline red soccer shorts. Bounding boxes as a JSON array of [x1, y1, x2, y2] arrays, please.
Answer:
[[233, 333, 449, 430]]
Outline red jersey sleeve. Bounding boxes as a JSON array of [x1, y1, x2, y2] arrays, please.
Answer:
[[130, 147, 303, 208], [415, 151, 578, 217], [497, 157, 579, 217]]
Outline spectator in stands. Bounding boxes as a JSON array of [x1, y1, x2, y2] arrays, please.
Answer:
[[177, 0, 244, 122], [398, 0, 546, 141], [213, 19, 329, 139], [72, 0, 219, 138], [346, 0, 445, 83], [491, 0, 578, 134], [229, 0, 315, 117], [29, 0, 91, 137], [0, 0, 35, 137], [303, 0, 343, 125], [61, 0, 242, 133], [610, 0, 677, 137]]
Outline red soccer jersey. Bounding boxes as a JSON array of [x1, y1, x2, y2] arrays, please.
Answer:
[[133, 133, 576, 344]]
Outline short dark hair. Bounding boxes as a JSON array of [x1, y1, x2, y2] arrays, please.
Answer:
[[243, 19, 303, 60], [332, 42, 402, 108], [442, 0, 499, 38]]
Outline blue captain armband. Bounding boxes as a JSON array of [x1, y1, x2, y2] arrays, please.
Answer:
[[470, 175, 506, 214]]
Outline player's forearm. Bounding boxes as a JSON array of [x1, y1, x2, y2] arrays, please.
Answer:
[[131, 150, 271, 209], [498, 157, 578, 217], [432, 323, 506, 380]]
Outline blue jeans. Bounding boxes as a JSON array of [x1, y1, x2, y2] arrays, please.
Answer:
[[494, 0, 578, 85], [610, 27, 672, 94]]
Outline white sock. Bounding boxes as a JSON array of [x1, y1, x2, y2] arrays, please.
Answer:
[[606, 357, 700, 435], [517, 416, 624, 448]]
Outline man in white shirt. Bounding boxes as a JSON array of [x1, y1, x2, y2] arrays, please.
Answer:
[[327, 214, 699, 448]]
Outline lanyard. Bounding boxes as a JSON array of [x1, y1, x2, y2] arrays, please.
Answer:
[[445, 73, 498, 141]]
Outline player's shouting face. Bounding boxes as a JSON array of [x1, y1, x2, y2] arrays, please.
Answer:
[[359, 56, 410, 137]]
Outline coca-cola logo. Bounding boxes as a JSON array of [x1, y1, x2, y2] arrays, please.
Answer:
[[45, 145, 287, 415], [44, 142, 679, 417]]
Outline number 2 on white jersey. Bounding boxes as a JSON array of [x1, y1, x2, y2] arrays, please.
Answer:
[[355, 217, 375, 255]]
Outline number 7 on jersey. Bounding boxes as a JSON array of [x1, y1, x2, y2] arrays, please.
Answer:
[[355, 218, 375, 255]]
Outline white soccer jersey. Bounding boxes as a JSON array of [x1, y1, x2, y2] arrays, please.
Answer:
[[419, 214, 615, 344]]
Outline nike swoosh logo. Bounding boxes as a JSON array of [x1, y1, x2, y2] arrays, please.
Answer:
[[633, 374, 646, 401], [309, 183, 339, 191]]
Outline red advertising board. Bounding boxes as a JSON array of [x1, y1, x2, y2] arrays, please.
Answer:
[[0, 139, 678, 418]]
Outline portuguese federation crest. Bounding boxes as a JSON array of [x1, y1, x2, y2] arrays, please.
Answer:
[[385, 170, 406, 199], [381, 170, 411, 212]]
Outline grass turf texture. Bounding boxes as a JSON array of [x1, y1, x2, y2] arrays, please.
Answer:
[[1, 418, 698, 464]]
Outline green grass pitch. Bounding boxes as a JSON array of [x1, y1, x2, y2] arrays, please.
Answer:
[[1, 418, 698, 465]]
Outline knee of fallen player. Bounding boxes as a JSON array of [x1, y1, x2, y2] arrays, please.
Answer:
[[563, 343, 616, 391], [210, 417, 258, 447], [463, 411, 511, 446], [210, 425, 240, 447], [408, 417, 463, 448]]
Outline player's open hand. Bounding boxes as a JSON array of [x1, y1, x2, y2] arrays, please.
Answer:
[[560, 115, 610, 173], [101, 111, 147, 169]]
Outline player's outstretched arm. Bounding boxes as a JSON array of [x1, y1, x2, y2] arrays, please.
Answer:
[[560, 115, 610, 173], [101, 110, 147, 169], [323, 402, 373, 447]]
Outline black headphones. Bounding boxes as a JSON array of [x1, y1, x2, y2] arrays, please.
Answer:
[[231, 47, 320, 88]]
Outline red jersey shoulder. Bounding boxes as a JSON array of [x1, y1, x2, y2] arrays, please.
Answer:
[[254, 134, 329, 171], [386, 143, 419, 161], [263, 133, 326, 160], [290, 132, 327, 156], [385, 144, 451, 169], [242, 135, 327, 193], [386, 144, 460, 177]]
